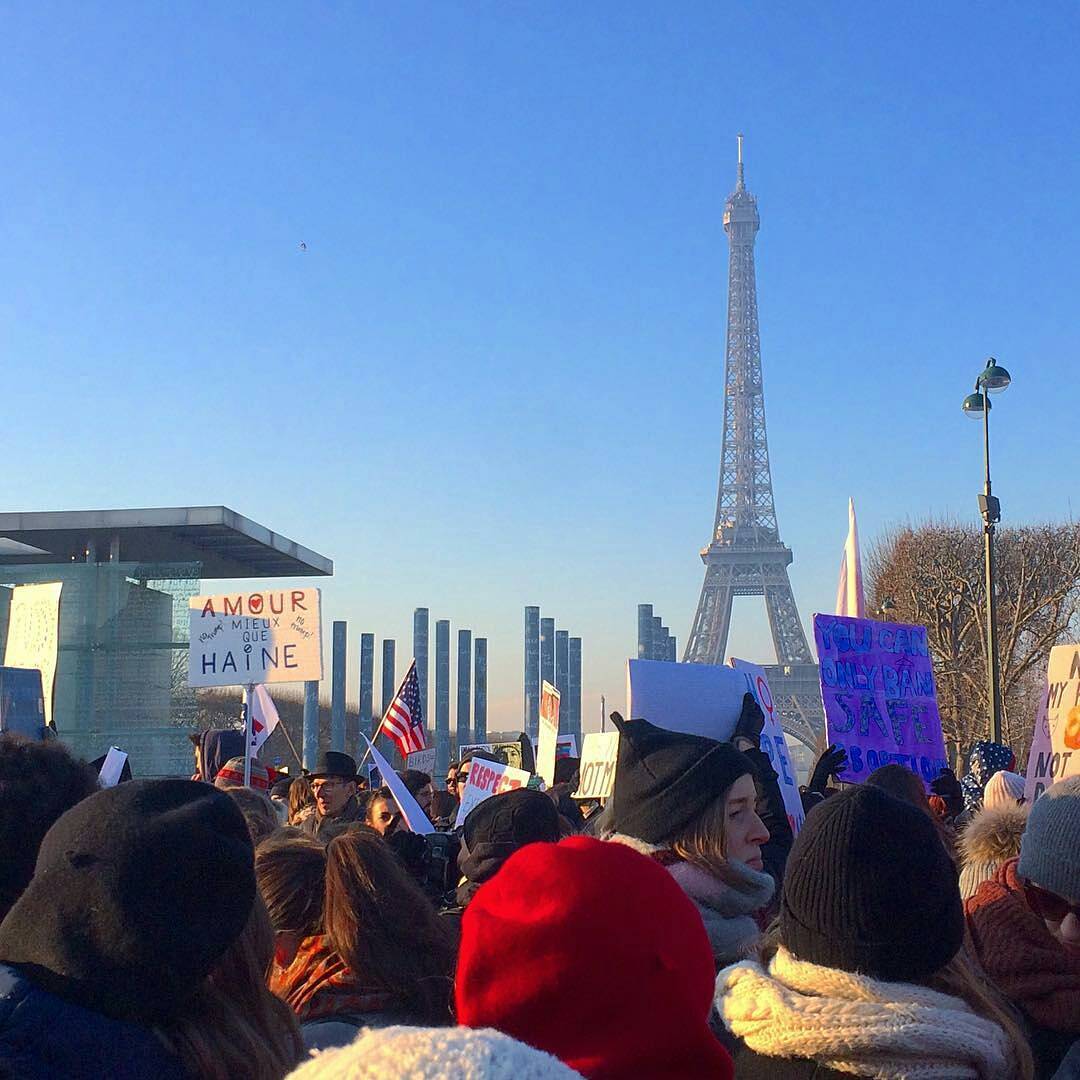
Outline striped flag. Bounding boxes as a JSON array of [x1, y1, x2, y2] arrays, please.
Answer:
[[378, 660, 427, 757]]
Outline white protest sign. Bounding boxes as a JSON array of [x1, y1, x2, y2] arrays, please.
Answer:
[[459, 742, 493, 759], [361, 734, 434, 835], [729, 659, 805, 835], [455, 757, 531, 827], [4, 582, 62, 728], [1024, 690, 1053, 803], [98, 747, 128, 788], [406, 748, 437, 776], [188, 588, 323, 687], [626, 658, 748, 741], [556, 734, 578, 759], [1045, 644, 1080, 785], [537, 681, 560, 787], [573, 731, 619, 799]]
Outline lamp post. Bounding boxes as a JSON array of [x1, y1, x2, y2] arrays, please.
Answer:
[[961, 357, 1012, 744]]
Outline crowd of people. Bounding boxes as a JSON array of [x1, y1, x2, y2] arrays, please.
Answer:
[[0, 692, 1077, 1079]]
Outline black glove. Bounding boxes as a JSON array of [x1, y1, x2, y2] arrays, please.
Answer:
[[732, 692, 765, 750], [808, 744, 847, 794], [929, 767, 962, 801]]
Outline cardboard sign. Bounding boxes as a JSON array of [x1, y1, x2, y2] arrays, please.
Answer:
[[188, 588, 323, 687], [814, 614, 948, 787], [361, 735, 434, 835], [4, 582, 62, 728], [454, 757, 531, 827], [97, 747, 128, 788], [573, 731, 619, 799], [729, 659, 804, 835], [1024, 691, 1055, 802], [556, 734, 578, 759], [1045, 644, 1080, 785], [461, 741, 529, 772], [406, 748, 437, 776], [537, 681, 561, 787], [626, 658, 748, 741]]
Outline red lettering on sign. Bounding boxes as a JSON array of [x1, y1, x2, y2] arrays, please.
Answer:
[[291, 591, 308, 611], [224, 596, 242, 616], [201, 598, 216, 617]]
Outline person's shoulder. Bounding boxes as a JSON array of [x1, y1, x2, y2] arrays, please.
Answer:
[[0, 965, 187, 1080]]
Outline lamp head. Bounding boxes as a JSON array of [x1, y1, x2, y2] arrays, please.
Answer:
[[962, 391, 989, 418], [978, 357, 1011, 394]]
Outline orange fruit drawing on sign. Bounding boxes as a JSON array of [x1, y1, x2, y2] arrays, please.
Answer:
[[1065, 705, 1080, 751]]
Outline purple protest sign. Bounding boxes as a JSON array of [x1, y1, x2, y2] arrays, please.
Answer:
[[813, 614, 948, 787]]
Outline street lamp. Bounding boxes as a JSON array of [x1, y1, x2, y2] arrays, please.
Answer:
[[961, 357, 1012, 744]]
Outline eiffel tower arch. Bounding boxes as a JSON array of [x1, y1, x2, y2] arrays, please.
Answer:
[[684, 136, 824, 750]]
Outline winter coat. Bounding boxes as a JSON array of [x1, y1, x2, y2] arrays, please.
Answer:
[[966, 858, 1080, 1078], [958, 802, 1028, 900], [0, 964, 188, 1080], [300, 793, 365, 839]]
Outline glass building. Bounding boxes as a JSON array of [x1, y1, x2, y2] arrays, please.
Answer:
[[0, 507, 332, 777]]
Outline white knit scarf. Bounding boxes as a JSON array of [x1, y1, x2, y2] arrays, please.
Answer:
[[717, 947, 1014, 1079]]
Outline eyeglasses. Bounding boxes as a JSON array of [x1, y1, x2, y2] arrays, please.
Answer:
[[1024, 879, 1080, 922], [311, 779, 347, 795]]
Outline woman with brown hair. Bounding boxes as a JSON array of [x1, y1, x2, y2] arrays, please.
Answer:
[[0, 779, 303, 1080], [323, 829, 456, 1026], [288, 775, 316, 826], [604, 698, 788, 971]]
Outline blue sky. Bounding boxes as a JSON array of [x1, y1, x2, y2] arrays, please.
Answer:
[[3, 2, 1078, 734]]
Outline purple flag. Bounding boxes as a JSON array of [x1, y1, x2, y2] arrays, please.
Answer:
[[813, 614, 948, 788]]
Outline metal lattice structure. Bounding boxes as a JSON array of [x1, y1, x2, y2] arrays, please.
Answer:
[[684, 137, 824, 748]]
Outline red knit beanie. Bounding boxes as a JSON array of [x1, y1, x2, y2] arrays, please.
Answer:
[[456, 835, 733, 1080]]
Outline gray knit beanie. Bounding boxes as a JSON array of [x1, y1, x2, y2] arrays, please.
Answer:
[[1017, 776, 1080, 900]]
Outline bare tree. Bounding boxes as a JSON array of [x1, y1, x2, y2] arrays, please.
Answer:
[[867, 520, 1080, 767]]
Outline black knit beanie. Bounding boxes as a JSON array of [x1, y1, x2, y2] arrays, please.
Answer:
[[0, 778, 255, 1023], [781, 784, 963, 983], [463, 787, 561, 850], [610, 715, 756, 845]]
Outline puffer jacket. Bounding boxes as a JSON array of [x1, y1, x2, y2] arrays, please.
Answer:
[[0, 964, 188, 1080], [958, 802, 1028, 900]]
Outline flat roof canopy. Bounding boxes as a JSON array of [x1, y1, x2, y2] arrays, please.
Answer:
[[0, 506, 333, 579]]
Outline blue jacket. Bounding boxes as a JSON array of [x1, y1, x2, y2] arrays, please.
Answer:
[[0, 965, 189, 1080]]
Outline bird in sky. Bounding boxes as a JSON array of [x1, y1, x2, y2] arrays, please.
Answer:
[[299, 241, 307, 252]]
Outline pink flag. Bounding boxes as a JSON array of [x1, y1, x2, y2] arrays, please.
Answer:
[[835, 497, 865, 618]]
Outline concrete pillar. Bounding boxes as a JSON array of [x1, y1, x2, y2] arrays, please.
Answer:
[[555, 629, 569, 723], [379, 638, 397, 767], [457, 629, 472, 751], [435, 620, 450, 780], [359, 633, 374, 744], [540, 617, 555, 691], [637, 604, 654, 661], [330, 621, 347, 752], [524, 606, 540, 738], [568, 637, 582, 748], [302, 680, 319, 770], [474, 637, 487, 743], [413, 608, 429, 736]]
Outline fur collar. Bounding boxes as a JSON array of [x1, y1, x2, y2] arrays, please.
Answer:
[[959, 803, 1028, 865], [605, 833, 774, 965]]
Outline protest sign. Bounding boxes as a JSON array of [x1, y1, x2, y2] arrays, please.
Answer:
[[626, 659, 748, 741], [4, 582, 62, 728], [1045, 644, 1080, 785], [461, 740, 530, 772], [556, 734, 578, 759], [188, 588, 323, 687], [1024, 691, 1054, 802], [813, 614, 948, 786], [537, 681, 560, 787], [406, 748, 437, 776], [729, 659, 804, 835], [455, 757, 531, 827], [98, 747, 129, 788], [573, 731, 619, 799], [361, 735, 434, 835]]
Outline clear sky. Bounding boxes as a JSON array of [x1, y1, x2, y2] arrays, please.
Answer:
[[3, 2, 1078, 735]]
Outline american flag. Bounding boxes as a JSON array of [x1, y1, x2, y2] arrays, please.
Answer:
[[378, 660, 427, 757]]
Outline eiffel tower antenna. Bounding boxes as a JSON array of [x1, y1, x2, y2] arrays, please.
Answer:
[[683, 135, 824, 747]]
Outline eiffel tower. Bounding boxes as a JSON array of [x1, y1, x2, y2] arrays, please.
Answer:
[[684, 136, 824, 748]]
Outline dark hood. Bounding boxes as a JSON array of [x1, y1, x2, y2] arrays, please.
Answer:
[[199, 728, 245, 783]]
